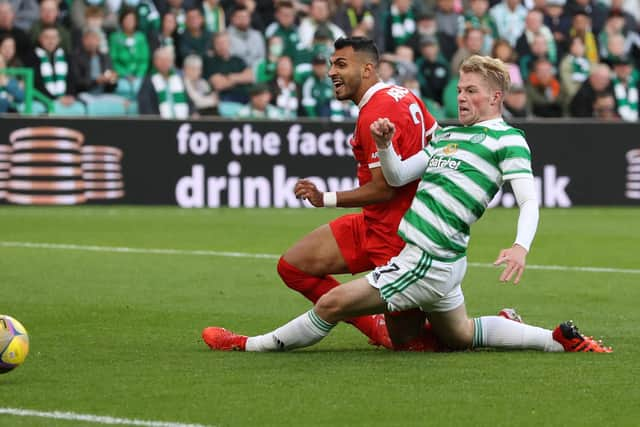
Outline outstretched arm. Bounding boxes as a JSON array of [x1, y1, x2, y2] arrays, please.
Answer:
[[370, 118, 430, 187], [494, 177, 539, 284], [294, 166, 396, 208]]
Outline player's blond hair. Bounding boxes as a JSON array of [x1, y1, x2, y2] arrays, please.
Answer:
[[460, 55, 511, 94]]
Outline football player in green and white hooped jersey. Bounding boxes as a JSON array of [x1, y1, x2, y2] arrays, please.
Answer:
[[202, 55, 612, 354]]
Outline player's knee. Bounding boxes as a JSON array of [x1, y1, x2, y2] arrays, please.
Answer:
[[315, 292, 345, 324]]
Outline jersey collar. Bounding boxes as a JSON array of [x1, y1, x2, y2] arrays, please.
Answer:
[[474, 117, 505, 127], [358, 81, 390, 109]]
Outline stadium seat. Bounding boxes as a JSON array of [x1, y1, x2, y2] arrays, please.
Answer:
[[85, 98, 127, 116], [218, 101, 245, 118], [17, 101, 48, 115], [52, 100, 87, 116], [443, 77, 459, 119]]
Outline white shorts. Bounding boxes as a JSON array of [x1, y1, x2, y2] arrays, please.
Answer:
[[366, 243, 467, 313]]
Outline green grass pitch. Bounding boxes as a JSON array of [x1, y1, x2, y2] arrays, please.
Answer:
[[1, 206, 639, 427]]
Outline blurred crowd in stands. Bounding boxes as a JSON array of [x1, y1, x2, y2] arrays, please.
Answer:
[[0, 0, 638, 120]]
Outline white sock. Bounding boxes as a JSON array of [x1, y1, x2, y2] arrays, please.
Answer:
[[245, 309, 335, 352], [473, 316, 564, 352]]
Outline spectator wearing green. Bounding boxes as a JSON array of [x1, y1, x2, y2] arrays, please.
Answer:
[[123, 0, 160, 36], [383, 0, 416, 52], [300, 53, 333, 117], [254, 35, 283, 83], [109, 8, 150, 99], [238, 83, 285, 119], [292, 25, 333, 84], [459, 0, 497, 55], [264, 1, 299, 58], [610, 55, 639, 122]]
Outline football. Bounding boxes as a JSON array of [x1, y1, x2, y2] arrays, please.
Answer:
[[0, 315, 30, 374]]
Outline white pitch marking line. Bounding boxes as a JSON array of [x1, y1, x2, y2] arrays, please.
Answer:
[[0, 407, 213, 427], [1, 240, 639, 275]]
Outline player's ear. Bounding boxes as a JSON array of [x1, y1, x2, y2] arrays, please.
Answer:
[[362, 62, 375, 79], [491, 90, 502, 105]]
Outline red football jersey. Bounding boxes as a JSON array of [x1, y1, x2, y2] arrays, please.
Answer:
[[350, 83, 437, 257]]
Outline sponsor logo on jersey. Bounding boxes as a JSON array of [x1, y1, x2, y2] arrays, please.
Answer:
[[371, 152, 379, 159], [429, 156, 461, 170]]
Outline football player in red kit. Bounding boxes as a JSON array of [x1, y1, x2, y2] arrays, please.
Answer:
[[277, 37, 439, 350]]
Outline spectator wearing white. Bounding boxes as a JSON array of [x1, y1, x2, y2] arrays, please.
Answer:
[[268, 55, 298, 118], [489, 0, 527, 47], [182, 53, 218, 115], [298, 0, 345, 49], [227, 6, 265, 69], [238, 82, 285, 119], [138, 46, 191, 118]]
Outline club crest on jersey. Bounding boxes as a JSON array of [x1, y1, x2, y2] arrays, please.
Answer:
[[470, 133, 486, 144], [443, 143, 458, 155]]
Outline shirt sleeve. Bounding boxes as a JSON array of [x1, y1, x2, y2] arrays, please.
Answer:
[[511, 177, 539, 251], [377, 144, 430, 187], [497, 134, 533, 181]]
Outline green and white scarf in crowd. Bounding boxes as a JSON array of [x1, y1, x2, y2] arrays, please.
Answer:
[[613, 72, 639, 122], [203, 2, 224, 33], [390, 5, 415, 47], [151, 71, 189, 119], [35, 47, 67, 97], [571, 56, 591, 83]]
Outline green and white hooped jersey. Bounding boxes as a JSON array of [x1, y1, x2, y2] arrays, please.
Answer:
[[398, 118, 533, 261]]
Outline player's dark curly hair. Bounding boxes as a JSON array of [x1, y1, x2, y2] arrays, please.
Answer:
[[334, 37, 379, 64]]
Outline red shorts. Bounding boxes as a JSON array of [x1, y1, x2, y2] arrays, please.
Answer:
[[330, 213, 404, 274]]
